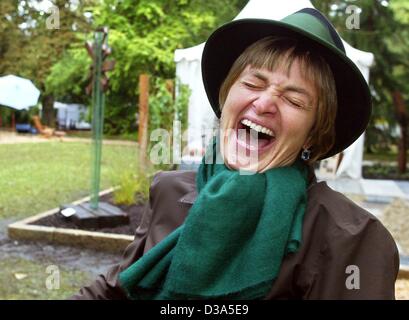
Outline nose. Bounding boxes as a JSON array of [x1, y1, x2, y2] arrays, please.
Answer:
[[252, 90, 279, 116]]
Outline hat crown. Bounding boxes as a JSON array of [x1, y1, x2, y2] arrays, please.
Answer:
[[282, 8, 345, 53]]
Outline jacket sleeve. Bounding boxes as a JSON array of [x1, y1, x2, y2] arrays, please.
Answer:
[[301, 217, 400, 300], [69, 177, 159, 300], [69, 170, 195, 300]]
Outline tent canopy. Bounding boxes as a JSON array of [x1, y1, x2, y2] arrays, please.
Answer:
[[175, 0, 374, 178]]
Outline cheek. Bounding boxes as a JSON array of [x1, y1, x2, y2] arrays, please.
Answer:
[[223, 86, 250, 113], [281, 113, 315, 140], [221, 92, 246, 125]]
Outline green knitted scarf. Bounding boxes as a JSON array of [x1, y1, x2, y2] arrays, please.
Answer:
[[119, 139, 308, 300]]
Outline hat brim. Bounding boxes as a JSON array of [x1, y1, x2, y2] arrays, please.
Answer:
[[202, 19, 372, 160]]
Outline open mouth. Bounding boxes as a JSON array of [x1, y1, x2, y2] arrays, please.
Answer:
[[235, 118, 276, 154]]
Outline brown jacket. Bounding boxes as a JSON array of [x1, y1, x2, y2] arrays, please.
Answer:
[[72, 169, 400, 300]]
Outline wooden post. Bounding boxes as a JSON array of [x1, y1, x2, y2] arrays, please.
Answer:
[[165, 79, 174, 99], [138, 74, 149, 165], [393, 91, 408, 174], [166, 79, 177, 165]]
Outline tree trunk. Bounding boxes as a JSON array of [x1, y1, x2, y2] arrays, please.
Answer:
[[400, 125, 408, 173], [42, 94, 55, 128], [392, 91, 408, 174]]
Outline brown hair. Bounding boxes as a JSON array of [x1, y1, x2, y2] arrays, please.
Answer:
[[218, 36, 337, 163]]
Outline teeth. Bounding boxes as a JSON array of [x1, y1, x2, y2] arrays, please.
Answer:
[[240, 119, 274, 137]]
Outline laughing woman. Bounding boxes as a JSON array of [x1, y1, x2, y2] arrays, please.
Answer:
[[72, 8, 399, 300]]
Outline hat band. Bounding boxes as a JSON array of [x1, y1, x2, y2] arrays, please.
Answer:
[[282, 12, 341, 52]]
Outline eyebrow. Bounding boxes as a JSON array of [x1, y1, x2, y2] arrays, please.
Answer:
[[248, 70, 313, 100], [249, 70, 268, 82], [282, 85, 313, 100]]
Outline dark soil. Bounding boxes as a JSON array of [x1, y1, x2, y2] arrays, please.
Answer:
[[30, 193, 146, 235]]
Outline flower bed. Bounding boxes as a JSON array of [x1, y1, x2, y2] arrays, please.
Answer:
[[7, 189, 144, 252]]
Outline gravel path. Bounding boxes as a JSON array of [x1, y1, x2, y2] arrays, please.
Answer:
[[396, 279, 409, 300], [379, 198, 409, 255], [0, 132, 50, 144]]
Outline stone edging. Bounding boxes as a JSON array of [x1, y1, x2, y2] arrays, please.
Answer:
[[7, 188, 134, 253]]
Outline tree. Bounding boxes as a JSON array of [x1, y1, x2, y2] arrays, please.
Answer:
[[0, 0, 94, 126], [45, 0, 247, 135]]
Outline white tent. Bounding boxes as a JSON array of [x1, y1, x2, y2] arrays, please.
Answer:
[[174, 0, 374, 178]]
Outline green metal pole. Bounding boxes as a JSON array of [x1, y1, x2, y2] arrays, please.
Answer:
[[90, 30, 105, 210]]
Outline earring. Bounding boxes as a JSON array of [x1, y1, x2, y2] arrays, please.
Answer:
[[301, 148, 311, 161]]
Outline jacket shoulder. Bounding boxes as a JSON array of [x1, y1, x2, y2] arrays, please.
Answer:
[[150, 170, 197, 197], [152, 169, 197, 185], [308, 181, 381, 227], [301, 181, 399, 299], [306, 181, 397, 248]]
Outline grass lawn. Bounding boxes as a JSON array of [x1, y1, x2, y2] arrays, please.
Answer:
[[0, 141, 140, 219], [0, 257, 92, 299]]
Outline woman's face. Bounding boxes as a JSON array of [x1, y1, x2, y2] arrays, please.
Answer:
[[220, 60, 317, 172]]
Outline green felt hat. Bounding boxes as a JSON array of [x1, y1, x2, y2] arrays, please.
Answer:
[[201, 8, 372, 160]]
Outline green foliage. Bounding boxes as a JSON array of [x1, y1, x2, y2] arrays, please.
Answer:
[[0, 107, 15, 126], [45, 46, 92, 103], [112, 167, 154, 205], [148, 78, 191, 163], [103, 97, 137, 136], [0, 0, 93, 90], [149, 79, 175, 133], [390, 0, 409, 24], [0, 0, 95, 127], [0, 105, 40, 127], [174, 80, 191, 133]]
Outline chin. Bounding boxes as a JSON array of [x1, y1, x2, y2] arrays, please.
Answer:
[[223, 145, 300, 173]]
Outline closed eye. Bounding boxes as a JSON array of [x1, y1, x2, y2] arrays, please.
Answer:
[[241, 81, 263, 90], [282, 95, 305, 108]]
